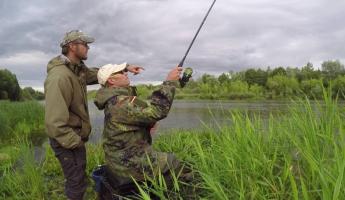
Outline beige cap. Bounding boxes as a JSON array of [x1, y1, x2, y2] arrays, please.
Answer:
[[98, 63, 127, 85]]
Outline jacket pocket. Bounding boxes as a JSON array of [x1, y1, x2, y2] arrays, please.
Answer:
[[80, 120, 91, 140]]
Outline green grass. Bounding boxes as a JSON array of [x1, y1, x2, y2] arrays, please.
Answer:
[[0, 100, 44, 142], [2, 89, 345, 199], [0, 100, 46, 199], [0, 137, 104, 200], [131, 88, 345, 199]]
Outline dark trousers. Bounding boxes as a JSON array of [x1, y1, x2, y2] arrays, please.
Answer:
[[50, 138, 87, 200]]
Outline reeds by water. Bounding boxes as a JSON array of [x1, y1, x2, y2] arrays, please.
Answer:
[[0, 100, 44, 142], [1, 90, 345, 199]]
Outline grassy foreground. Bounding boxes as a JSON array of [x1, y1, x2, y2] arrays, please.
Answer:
[[1, 91, 345, 199], [0, 100, 44, 142]]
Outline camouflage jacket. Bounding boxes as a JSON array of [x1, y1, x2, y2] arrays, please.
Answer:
[[45, 55, 98, 149], [94, 81, 179, 180]]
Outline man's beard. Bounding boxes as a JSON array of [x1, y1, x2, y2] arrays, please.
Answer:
[[76, 52, 87, 60], [76, 47, 88, 60]]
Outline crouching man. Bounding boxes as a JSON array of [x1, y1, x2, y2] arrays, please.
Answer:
[[94, 63, 191, 197]]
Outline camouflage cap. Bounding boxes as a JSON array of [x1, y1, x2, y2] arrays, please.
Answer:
[[60, 30, 95, 47]]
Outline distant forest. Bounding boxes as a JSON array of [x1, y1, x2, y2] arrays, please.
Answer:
[[0, 69, 44, 101], [135, 60, 345, 100], [3, 59, 345, 101]]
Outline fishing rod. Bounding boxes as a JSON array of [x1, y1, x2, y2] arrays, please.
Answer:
[[179, 0, 217, 87]]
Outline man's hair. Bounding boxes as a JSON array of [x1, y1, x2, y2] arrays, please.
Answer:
[[61, 39, 83, 55], [61, 45, 69, 56], [104, 79, 113, 88]]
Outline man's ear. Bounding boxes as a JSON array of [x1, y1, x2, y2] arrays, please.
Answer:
[[107, 77, 116, 85], [68, 43, 76, 53]]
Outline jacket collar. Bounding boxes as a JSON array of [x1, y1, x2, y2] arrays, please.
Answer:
[[110, 86, 137, 96], [94, 86, 137, 110], [59, 55, 85, 75]]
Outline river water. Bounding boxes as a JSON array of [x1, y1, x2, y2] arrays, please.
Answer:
[[34, 99, 326, 162], [88, 100, 292, 143]]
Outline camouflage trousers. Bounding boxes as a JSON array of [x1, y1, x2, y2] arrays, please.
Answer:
[[50, 138, 87, 200], [100, 153, 194, 199]]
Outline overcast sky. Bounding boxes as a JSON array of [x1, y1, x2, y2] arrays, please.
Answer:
[[0, 0, 344, 91]]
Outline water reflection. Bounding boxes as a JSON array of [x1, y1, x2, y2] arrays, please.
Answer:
[[88, 100, 291, 143]]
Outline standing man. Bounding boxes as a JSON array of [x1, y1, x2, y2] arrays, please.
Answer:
[[44, 30, 143, 200]]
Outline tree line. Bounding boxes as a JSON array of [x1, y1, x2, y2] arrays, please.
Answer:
[[136, 60, 345, 100], [0, 69, 44, 101], [11, 59, 342, 101]]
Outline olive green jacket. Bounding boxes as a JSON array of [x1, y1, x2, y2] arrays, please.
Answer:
[[44, 55, 98, 149], [94, 81, 179, 180]]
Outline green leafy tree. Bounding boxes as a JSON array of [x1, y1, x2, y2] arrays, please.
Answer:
[[332, 76, 345, 98], [303, 62, 314, 73], [244, 68, 268, 86], [0, 69, 21, 101], [21, 87, 45, 100], [21, 88, 34, 100], [322, 60, 345, 80], [285, 67, 298, 78], [249, 84, 264, 97], [218, 73, 231, 84], [201, 74, 218, 85], [229, 71, 245, 82], [143, 61, 345, 100], [267, 75, 299, 98], [300, 79, 323, 99], [227, 80, 249, 94], [0, 91, 8, 99], [298, 62, 321, 81], [270, 67, 287, 77]]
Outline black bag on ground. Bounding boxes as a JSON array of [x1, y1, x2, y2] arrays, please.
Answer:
[[92, 165, 139, 200]]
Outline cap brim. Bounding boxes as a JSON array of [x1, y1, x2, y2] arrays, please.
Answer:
[[111, 63, 128, 74], [117, 63, 128, 71], [80, 35, 95, 43]]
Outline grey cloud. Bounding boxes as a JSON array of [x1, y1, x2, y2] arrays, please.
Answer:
[[0, 0, 345, 90]]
